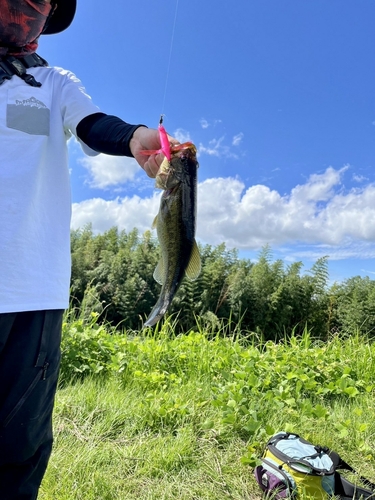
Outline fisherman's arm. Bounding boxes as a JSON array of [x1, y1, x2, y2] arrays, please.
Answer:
[[76, 112, 177, 178]]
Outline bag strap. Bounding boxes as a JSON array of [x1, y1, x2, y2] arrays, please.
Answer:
[[0, 53, 48, 87], [261, 458, 296, 495], [335, 472, 375, 499], [338, 457, 375, 491], [18, 53, 48, 69]]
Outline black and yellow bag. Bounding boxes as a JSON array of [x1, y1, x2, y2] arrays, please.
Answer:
[[254, 432, 375, 499]]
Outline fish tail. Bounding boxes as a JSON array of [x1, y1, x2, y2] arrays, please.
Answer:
[[143, 297, 171, 328]]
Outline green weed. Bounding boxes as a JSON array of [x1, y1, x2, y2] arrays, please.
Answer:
[[39, 318, 375, 499]]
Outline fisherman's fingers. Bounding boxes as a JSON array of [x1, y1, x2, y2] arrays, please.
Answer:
[[142, 154, 162, 178]]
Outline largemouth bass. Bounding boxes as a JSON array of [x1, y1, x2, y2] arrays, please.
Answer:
[[144, 143, 201, 327]]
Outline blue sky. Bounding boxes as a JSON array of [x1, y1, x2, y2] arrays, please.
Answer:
[[40, 0, 375, 282]]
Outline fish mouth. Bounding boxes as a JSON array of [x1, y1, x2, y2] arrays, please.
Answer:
[[171, 143, 197, 160]]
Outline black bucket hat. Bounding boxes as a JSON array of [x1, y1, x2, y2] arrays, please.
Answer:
[[43, 0, 77, 35]]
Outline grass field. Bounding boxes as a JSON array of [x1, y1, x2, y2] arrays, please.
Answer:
[[39, 318, 375, 499]]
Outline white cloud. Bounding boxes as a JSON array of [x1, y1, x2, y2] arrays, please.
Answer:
[[198, 137, 223, 157], [361, 269, 375, 275], [71, 166, 375, 260], [199, 118, 222, 128], [352, 174, 368, 183], [196, 166, 375, 249], [232, 132, 244, 146], [79, 154, 140, 189], [173, 128, 192, 144], [198, 136, 239, 159], [71, 194, 160, 234], [171, 126, 241, 159], [200, 118, 209, 129], [281, 242, 375, 262]]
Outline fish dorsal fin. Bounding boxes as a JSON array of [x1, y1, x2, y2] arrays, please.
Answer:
[[185, 240, 201, 281], [153, 257, 165, 285]]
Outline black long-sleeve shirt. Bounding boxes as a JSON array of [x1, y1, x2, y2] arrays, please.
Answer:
[[76, 112, 145, 157]]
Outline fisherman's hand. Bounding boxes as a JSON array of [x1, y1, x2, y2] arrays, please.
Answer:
[[130, 126, 179, 177]]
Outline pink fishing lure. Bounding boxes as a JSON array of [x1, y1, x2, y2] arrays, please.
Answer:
[[139, 116, 171, 161], [139, 116, 195, 161]]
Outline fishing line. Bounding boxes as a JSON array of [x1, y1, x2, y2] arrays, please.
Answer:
[[160, 0, 180, 117]]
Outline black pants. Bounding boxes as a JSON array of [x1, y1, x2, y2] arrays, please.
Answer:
[[0, 310, 63, 500]]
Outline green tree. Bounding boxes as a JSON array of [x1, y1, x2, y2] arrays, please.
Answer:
[[333, 276, 375, 335]]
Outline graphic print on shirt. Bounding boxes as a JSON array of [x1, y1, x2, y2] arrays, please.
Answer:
[[6, 87, 50, 136]]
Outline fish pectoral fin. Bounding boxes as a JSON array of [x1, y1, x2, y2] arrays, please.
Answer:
[[151, 214, 158, 229], [153, 258, 165, 285], [185, 240, 201, 281]]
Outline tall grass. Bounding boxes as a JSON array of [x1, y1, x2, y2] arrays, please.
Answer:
[[39, 316, 375, 499]]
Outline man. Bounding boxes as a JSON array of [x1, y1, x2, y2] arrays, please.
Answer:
[[0, 1, 174, 498]]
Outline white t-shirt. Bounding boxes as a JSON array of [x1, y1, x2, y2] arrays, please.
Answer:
[[0, 66, 100, 313]]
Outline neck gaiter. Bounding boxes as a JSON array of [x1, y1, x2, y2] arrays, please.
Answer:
[[0, 0, 52, 57]]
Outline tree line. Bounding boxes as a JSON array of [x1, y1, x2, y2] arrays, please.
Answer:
[[70, 225, 375, 339]]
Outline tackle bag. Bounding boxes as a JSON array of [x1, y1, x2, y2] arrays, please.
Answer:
[[254, 432, 375, 499]]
